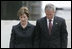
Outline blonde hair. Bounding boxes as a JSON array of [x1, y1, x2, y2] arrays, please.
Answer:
[[17, 7, 29, 17]]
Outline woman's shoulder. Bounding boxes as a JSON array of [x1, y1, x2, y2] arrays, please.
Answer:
[[28, 22, 35, 27], [27, 22, 35, 30], [12, 23, 20, 30]]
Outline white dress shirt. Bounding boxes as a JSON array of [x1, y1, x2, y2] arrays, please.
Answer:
[[47, 17, 54, 28]]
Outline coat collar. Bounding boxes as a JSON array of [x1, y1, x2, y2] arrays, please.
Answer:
[[18, 22, 32, 30]]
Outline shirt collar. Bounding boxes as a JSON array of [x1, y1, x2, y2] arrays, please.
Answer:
[[47, 16, 54, 22]]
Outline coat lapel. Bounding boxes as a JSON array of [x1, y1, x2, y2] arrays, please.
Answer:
[[42, 16, 58, 38], [42, 17, 50, 38], [51, 16, 58, 35]]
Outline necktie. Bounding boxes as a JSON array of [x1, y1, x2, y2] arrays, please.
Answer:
[[49, 19, 52, 35]]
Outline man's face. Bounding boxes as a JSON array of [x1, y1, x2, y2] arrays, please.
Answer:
[[45, 9, 55, 20]]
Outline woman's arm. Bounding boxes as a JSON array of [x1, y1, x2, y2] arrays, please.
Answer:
[[9, 26, 16, 48]]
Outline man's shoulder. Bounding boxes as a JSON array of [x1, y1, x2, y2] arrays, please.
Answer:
[[37, 17, 46, 22], [55, 16, 65, 22]]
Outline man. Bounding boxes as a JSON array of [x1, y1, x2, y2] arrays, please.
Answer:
[[33, 4, 68, 48]]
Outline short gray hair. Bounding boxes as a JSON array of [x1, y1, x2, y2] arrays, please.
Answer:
[[45, 3, 56, 12]]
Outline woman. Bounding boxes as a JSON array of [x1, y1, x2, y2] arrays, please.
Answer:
[[9, 7, 35, 48]]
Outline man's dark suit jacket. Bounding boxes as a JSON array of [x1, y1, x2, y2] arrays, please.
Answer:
[[9, 22, 35, 48], [33, 16, 68, 48]]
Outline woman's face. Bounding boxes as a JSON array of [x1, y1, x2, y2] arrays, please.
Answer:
[[19, 14, 28, 25]]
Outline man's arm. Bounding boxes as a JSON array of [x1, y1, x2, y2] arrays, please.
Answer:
[[32, 20, 40, 48], [60, 19, 68, 48]]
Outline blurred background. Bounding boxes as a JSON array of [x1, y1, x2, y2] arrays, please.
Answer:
[[1, 1, 71, 48]]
